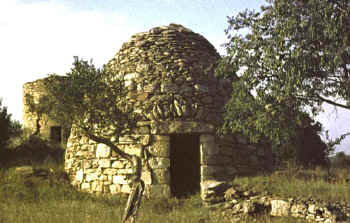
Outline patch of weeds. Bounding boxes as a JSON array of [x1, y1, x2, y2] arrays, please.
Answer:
[[146, 197, 184, 215]]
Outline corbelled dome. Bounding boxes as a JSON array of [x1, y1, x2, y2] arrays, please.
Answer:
[[107, 23, 230, 123]]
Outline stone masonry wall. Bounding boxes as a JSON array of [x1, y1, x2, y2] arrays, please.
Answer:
[[208, 183, 350, 223], [65, 120, 272, 199], [63, 24, 273, 199], [23, 79, 57, 139], [23, 77, 69, 145], [107, 23, 232, 125]]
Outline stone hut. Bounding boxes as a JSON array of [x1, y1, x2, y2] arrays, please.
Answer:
[[62, 24, 271, 202], [23, 77, 70, 145]]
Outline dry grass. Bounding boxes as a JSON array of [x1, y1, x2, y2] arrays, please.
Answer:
[[0, 163, 348, 223]]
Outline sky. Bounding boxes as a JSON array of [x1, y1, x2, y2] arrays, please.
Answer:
[[1, 0, 349, 154]]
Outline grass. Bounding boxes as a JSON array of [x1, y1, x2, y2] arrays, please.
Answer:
[[0, 162, 349, 223], [233, 165, 350, 203]]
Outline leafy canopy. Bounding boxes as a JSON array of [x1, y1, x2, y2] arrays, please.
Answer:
[[41, 57, 140, 161], [217, 0, 350, 146], [0, 99, 21, 149]]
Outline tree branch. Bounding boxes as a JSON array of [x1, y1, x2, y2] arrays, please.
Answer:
[[317, 95, 350, 110], [81, 128, 133, 162]]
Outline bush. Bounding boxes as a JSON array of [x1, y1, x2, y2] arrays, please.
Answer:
[[0, 99, 21, 149], [13, 136, 65, 166], [331, 152, 350, 169], [273, 115, 330, 168]]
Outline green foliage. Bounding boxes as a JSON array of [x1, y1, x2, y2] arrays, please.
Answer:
[[0, 135, 65, 168], [43, 57, 138, 135], [32, 57, 141, 163], [331, 151, 350, 168], [218, 0, 350, 147], [0, 98, 21, 149], [273, 114, 330, 167], [14, 135, 65, 166]]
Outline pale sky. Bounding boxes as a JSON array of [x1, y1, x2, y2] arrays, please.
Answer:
[[1, 0, 349, 154]]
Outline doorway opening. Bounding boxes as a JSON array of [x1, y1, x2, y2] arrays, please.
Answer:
[[50, 126, 62, 143], [170, 134, 200, 197]]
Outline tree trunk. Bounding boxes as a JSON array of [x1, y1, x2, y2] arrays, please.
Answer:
[[122, 155, 144, 223]]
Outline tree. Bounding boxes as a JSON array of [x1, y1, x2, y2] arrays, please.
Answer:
[[0, 98, 21, 149], [32, 57, 143, 222], [25, 94, 52, 136], [274, 113, 330, 167], [332, 151, 350, 168], [217, 0, 350, 148]]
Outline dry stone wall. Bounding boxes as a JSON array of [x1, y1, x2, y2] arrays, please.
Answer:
[[65, 124, 172, 197], [23, 79, 50, 136], [107, 23, 231, 124], [23, 78, 69, 144], [208, 183, 350, 223], [65, 120, 272, 199], [63, 23, 273, 199]]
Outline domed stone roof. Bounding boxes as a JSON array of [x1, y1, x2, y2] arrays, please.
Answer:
[[107, 23, 230, 123]]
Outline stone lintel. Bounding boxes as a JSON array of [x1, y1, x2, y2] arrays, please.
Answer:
[[138, 121, 215, 134]]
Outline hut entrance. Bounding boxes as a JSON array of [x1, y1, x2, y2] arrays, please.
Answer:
[[50, 126, 62, 143], [170, 134, 200, 197]]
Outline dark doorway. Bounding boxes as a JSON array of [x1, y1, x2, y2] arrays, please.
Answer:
[[170, 134, 200, 197], [50, 126, 62, 143]]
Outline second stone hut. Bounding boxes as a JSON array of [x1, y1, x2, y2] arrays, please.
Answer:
[[64, 24, 272, 203]]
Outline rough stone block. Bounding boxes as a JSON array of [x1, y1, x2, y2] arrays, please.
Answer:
[[75, 170, 84, 182], [153, 169, 170, 184], [82, 160, 92, 169], [98, 175, 107, 181], [200, 165, 235, 180], [200, 135, 219, 156], [85, 172, 98, 182], [112, 161, 125, 169], [65, 160, 73, 169], [235, 135, 248, 144], [271, 200, 291, 217], [91, 181, 103, 192], [103, 185, 110, 193], [256, 148, 266, 156], [124, 144, 143, 157], [219, 145, 234, 156], [81, 183, 91, 191], [291, 204, 307, 217], [113, 175, 129, 185], [124, 72, 140, 80], [110, 184, 121, 194], [141, 135, 151, 146], [141, 170, 152, 185], [201, 155, 231, 165], [117, 168, 133, 174], [149, 157, 170, 169], [103, 168, 118, 175], [81, 145, 89, 151], [153, 135, 170, 142], [135, 126, 150, 135], [148, 138, 170, 157], [76, 151, 89, 157], [96, 144, 111, 158], [200, 180, 231, 200], [99, 159, 111, 168], [121, 184, 132, 194], [249, 155, 259, 166], [85, 168, 97, 174], [148, 184, 171, 198]]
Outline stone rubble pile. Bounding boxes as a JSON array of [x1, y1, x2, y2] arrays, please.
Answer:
[[207, 184, 350, 223]]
